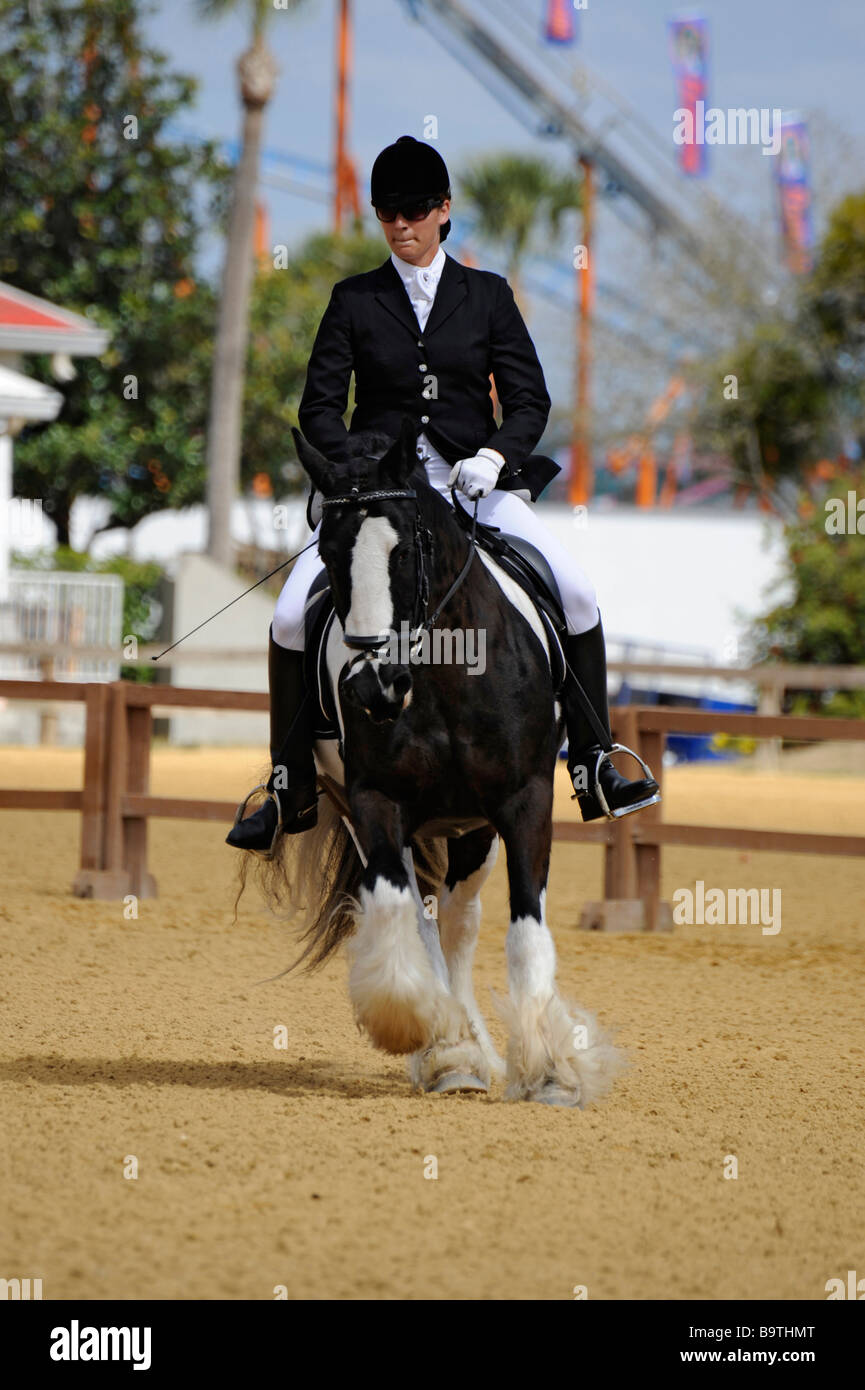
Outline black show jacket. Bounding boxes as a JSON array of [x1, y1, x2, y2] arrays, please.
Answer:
[[298, 253, 554, 485]]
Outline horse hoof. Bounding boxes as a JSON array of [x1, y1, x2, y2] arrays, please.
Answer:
[[426, 1071, 489, 1095], [529, 1080, 583, 1108]]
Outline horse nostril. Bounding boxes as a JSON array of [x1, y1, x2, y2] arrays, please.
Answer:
[[393, 670, 412, 698], [379, 665, 412, 701]]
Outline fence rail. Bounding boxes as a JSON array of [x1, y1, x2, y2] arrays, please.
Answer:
[[0, 679, 863, 924], [3, 643, 865, 687]]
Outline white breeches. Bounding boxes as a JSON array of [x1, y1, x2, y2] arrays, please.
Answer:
[[272, 459, 598, 650]]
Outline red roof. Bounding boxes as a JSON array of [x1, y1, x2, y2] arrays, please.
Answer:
[[0, 293, 72, 331], [0, 281, 110, 356]]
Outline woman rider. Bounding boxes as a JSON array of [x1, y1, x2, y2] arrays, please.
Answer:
[[227, 135, 659, 853]]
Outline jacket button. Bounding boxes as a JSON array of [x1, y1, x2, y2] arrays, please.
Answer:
[[419, 363, 427, 372], [417, 340, 423, 347], [420, 415, 430, 424]]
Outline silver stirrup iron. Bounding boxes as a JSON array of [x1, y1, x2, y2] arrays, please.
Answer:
[[593, 743, 661, 820], [231, 782, 284, 860]]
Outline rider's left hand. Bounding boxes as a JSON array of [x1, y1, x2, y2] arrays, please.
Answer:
[[448, 448, 506, 501]]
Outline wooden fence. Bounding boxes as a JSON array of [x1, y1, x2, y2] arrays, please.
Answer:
[[1, 679, 864, 926]]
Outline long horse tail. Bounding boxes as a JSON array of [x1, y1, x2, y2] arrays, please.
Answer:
[[236, 794, 447, 974]]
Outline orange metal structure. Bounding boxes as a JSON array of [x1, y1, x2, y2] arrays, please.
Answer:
[[333, 0, 361, 233], [607, 378, 687, 508], [568, 156, 594, 506]]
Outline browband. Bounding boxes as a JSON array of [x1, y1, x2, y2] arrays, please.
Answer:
[[321, 488, 417, 507]]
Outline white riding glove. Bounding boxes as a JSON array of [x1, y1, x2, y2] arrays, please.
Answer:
[[447, 447, 505, 501]]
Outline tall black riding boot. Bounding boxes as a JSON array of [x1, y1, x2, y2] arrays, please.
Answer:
[[564, 615, 660, 822], [225, 630, 319, 854]]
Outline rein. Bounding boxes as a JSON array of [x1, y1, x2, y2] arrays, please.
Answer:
[[321, 483, 479, 656]]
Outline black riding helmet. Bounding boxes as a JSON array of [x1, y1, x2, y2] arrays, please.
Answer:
[[370, 135, 452, 242]]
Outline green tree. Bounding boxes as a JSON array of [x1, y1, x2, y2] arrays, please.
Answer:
[[691, 320, 838, 505], [748, 464, 865, 717], [801, 190, 865, 457], [0, 0, 229, 547], [690, 189, 865, 507], [241, 226, 386, 496]]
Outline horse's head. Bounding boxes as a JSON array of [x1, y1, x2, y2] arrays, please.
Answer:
[[292, 418, 423, 723]]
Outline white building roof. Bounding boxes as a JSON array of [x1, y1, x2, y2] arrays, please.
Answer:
[[0, 363, 63, 423]]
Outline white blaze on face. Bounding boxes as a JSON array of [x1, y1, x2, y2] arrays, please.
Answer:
[[345, 514, 400, 641]]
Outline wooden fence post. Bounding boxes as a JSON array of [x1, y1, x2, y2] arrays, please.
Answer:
[[73, 683, 110, 894], [124, 696, 157, 900], [634, 723, 672, 931], [580, 707, 643, 931], [72, 681, 132, 900], [102, 682, 127, 876], [39, 655, 57, 745], [756, 679, 782, 771]]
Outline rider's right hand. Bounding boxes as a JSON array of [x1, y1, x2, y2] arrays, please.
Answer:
[[448, 448, 505, 501]]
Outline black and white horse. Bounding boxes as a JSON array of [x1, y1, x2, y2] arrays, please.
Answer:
[[253, 420, 622, 1106]]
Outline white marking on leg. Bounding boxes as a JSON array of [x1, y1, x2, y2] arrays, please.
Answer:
[[344, 515, 398, 642], [347, 877, 466, 1056], [438, 839, 504, 1075], [497, 889, 624, 1106], [401, 846, 449, 987], [505, 890, 555, 1001]]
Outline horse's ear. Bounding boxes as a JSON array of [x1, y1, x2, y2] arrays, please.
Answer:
[[292, 427, 336, 494], [381, 417, 418, 488]]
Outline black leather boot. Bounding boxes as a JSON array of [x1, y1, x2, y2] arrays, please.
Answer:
[[226, 631, 319, 854], [564, 616, 660, 822]]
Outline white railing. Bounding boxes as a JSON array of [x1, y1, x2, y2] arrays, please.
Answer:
[[0, 571, 123, 682]]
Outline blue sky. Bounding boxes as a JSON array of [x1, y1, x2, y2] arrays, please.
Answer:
[[146, 0, 864, 236], [142, 0, 865, 407]]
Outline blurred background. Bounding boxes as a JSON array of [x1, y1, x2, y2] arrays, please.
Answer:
[[4, 3, 865, 1306], [1, 0, 864, 749]]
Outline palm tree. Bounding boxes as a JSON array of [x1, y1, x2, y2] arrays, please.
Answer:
[[459, 153, 583, 304], [197, 0, 306, 568]]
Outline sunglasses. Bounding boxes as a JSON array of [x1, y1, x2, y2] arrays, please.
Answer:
[[374, 198, 445, 224]]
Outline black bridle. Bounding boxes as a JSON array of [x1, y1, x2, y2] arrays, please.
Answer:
[[320, 484, 479, 656]]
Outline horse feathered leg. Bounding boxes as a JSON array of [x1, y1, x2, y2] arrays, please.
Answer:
[[347, 789, 475, 1061], [434, 827, 505, 1080], [493, 777, 624, 1108], [403, 837, 493, 1096]]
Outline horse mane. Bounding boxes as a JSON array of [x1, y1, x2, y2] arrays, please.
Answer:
[[336, 431, 393, 489], [343, 430, 395, 462], [339, 432, 456, 534]]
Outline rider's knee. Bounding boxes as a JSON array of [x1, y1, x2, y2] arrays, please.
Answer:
[[562, 576, 599, 637], [271, 601, 305, 651]]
